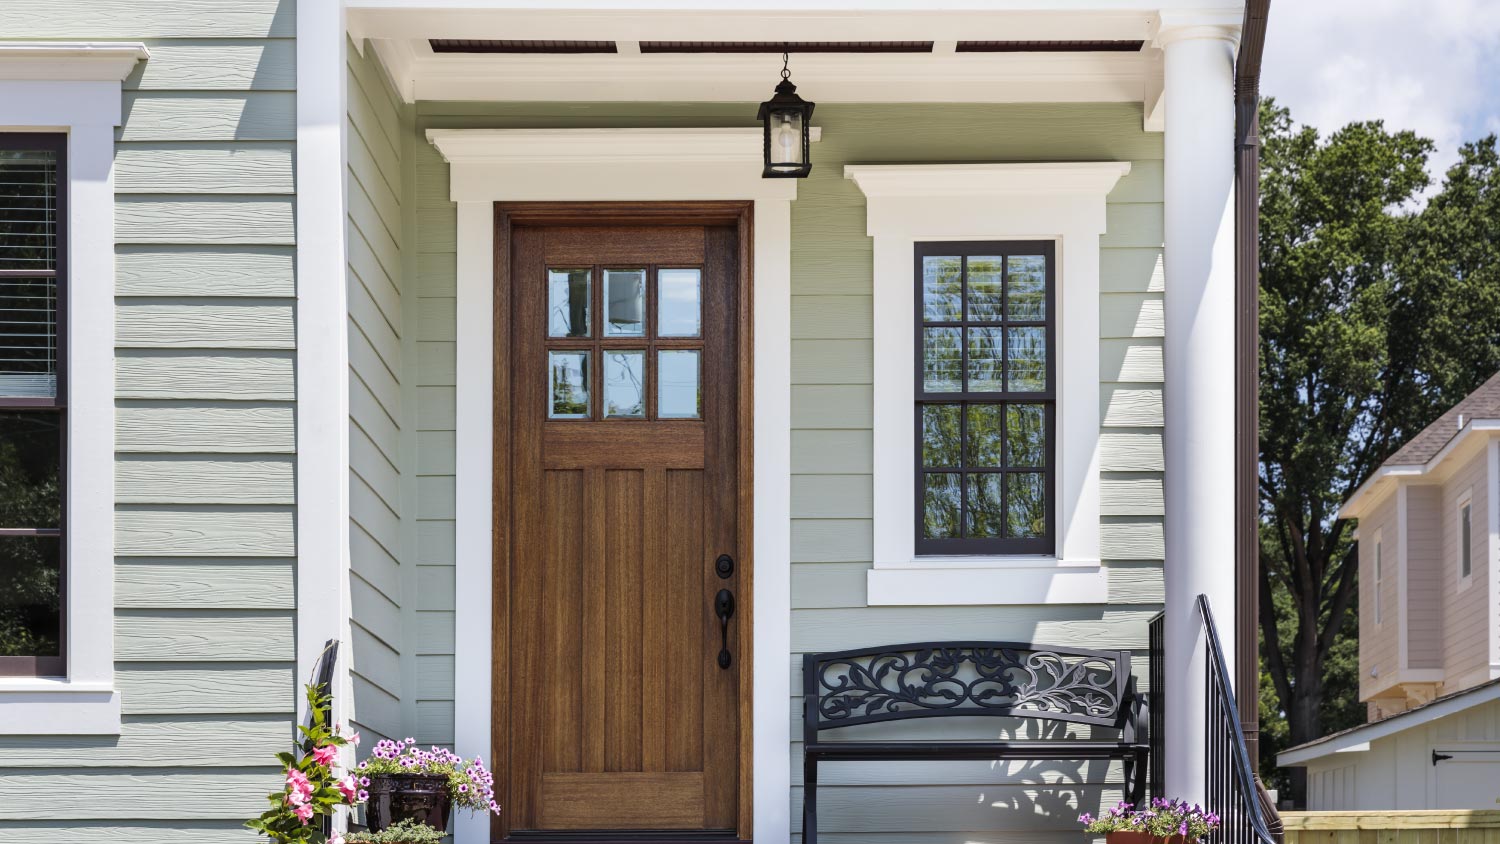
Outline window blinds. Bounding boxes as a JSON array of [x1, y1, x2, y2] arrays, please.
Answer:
[[0, 148, 59, 399]]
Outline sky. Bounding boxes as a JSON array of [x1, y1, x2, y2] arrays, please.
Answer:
[[1260, 0, 1500, 182]]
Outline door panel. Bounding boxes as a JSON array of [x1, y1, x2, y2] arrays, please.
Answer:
[[502, 217, 743, 836]]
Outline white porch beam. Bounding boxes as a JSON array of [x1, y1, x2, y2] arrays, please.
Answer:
[[1156, 7, 1240, 807]]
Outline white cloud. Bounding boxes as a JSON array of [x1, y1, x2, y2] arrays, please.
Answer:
[[1261, 0, 1500, 180]]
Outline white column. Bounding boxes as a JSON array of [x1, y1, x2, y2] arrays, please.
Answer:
[[1157, 11, 1240, 804]]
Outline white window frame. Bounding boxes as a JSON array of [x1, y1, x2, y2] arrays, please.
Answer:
[[845, 162, 1129, 606], [1458, 487, 1475, 593], [0, 42, 148, 734], [1372, 528, 1384, 627]]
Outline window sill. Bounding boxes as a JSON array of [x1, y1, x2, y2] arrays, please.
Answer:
[[866, 558, 1107, 606], [0, 678, 120, 734]]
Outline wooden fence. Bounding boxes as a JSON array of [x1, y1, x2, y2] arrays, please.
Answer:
[[1281, 811, 1500, 843]]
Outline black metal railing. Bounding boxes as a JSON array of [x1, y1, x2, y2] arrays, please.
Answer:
[[1199, 595, 1281, 844], [1147, 611, 1165, 800]]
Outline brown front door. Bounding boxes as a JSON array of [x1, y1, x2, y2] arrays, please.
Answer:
[[496, 204, 749, 839]]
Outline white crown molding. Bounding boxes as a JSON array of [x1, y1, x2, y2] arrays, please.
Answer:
[[0, 42, 149, 81], [844, 161, 1132, 198], [380, 48, 1154, 105], [1150, 9, 1243, 49], [427, 126, 822, 165]]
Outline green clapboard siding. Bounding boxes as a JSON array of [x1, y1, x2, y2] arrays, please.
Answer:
[[6, 1, 302, 837], [406, 100, 1165, 841], [346, 38, 411, 743]]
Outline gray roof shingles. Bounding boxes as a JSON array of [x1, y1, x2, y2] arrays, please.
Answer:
[[1383, 369, 1500, 466]]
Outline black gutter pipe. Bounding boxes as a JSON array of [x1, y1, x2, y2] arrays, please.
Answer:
[[1235, 0, 1271, 774]]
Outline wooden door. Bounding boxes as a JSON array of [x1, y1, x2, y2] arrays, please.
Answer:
[[498, 208, 748, 838]]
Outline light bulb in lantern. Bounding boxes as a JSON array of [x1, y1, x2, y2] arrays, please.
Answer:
[[773, 114, 800, 164]]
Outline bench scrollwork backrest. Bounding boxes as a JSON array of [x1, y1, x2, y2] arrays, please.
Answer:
[[803, 641, 1131, 742]]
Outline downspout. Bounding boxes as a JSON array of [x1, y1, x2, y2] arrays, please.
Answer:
[[1235, 0, 1271, 773]]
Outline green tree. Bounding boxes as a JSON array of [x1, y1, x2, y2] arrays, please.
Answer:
[[1258, 99, 1500, 799]]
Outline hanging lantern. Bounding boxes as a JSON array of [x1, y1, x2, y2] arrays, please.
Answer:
[[758, 52, 815, 178]]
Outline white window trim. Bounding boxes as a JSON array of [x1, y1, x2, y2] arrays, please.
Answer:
[[429, 126, 812, 844], [845, 162, 1129, 606], [1458, 487, 1475, 593], [0, 42, 148, 735], [1373, 528, 1384, 628]]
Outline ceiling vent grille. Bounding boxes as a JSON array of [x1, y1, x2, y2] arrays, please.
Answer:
[[429, 40, 617, 54], [956, 40, 1144, 52], [639, 41, 933, 53]]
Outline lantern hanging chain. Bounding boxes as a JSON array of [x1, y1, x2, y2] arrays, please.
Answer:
[[781, 52, 791, 80]]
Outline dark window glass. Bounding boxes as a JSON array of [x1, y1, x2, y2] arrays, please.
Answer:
[[915, 243, 1054, 555], [0, 134, 65, 677]]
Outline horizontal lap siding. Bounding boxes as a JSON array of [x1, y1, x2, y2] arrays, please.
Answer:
[[347, 39, 408, 745], [0, 3, 298, 842], [409, 101, 1162, 840]]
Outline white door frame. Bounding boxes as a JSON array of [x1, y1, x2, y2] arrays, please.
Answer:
[[433, 127, 815, 844]]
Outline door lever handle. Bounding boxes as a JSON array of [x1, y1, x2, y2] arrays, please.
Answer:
[[714, 588, 735, 669]]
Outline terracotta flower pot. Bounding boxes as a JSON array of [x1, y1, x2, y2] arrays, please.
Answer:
[[1103, 833, 1189, 844], [365, 773, 452, 833]]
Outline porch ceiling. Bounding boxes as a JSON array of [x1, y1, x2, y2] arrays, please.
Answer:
[[344, 3, 1218, 119]]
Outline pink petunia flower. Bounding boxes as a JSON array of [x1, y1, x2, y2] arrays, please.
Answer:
[[348, 730, 361, 747], [285, 767, 314, 806], [330, 833, 346, 844], [294, 803, 315, 824]]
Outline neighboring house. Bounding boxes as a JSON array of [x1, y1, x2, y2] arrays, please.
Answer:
[[0, 2, 1270, 842], [1279, 372, 1500, 810]]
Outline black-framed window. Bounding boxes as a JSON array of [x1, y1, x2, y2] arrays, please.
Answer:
[[0, 133, 66, 678], [915, 241, 1055, 556]]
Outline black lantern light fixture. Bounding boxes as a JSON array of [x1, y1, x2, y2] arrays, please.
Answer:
[[758, 52, 815, 178]]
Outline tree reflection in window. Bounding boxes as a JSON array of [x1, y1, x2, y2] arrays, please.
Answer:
[[916, 244, 1054, 555]]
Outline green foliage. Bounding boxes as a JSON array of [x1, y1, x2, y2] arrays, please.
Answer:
[[245, 683, 362, 844], [1257, 98, 1500, 799], [345, 820, 444, 844]]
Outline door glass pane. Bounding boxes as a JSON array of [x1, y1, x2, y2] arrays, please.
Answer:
[[966, 327, 1004, 392], [1006, 472, 1046, 538], [1005, 327, 1046, 392], [966, 256, 1004, 322], [922, 327, 962, 392], [658, 268, 701, 337], [964, 404, 1003, 467], [922, 256, 962, 321], [1007, 255, 1047, 321], [658, 350, 701, 419], [966, 474, 1003, 538], [1005, 404, 1046, 467], [548, 351, 590, 419], [0, 535, 61, 658], [547, 268, 590, 338], [922, 473, 962, 539], [603, 350, 645, 418], [921, 404, 961, 467], [604, 269, 646, 336]]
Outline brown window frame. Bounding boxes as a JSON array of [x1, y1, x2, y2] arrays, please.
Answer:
[[0, 132, 68, 678], [913, 240, 1056, 557]]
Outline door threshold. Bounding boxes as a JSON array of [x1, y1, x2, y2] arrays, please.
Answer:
[[504, 833, 745, 844]]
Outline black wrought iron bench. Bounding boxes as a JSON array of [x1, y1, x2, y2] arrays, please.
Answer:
[[801, 641, 1148, 843]]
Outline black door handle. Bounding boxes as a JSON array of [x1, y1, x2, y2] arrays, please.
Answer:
[[714, 588, 735, 669]]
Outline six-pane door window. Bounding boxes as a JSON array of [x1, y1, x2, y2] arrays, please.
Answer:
[[915, 242, 1054, 555], [0, 134, 66, 677]]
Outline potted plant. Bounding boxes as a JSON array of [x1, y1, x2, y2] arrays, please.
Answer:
[[346, 819, 443, 844], [1078, 799, 1221, 844], [357, 738, 501, 832], [246, 683, 366, 844]]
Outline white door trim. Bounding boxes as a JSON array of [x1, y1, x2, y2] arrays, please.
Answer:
[[437, 126, 812, 844]]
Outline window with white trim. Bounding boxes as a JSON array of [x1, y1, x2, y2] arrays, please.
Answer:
[[0, 134, 65, 678], [1372, 529, 1383, 626], [1458, 491, 1474, 586], [915, 242, 1054, 555]]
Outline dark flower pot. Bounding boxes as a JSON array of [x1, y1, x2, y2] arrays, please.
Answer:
[[366, 773, 452, 833]]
